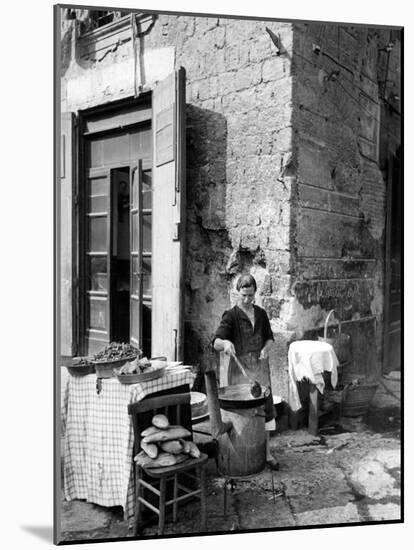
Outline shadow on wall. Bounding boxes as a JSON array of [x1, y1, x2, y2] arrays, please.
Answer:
[[183, 105, 232, 386]]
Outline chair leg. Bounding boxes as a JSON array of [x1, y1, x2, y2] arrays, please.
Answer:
[[134, 469, 143, 536], [200, 466, 207, 532], [173, 474, 178, 523], [158, 477, 167, 536]]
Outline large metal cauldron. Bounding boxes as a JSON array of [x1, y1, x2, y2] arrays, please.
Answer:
[[216, 384, 267, 477]]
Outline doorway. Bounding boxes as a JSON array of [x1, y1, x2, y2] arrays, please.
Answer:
[[111, 167, 131, 344], [80, 114, 153, 357]]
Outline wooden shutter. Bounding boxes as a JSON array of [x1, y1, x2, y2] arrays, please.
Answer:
[[151, 68, 186, 361], [130, 161, 143, 350], [60, 112, 76, 357], [84, 168, 112, 355]]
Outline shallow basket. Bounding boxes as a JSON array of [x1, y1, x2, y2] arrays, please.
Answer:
[[115, 365, 166, 384], [93, 358, 129, 378], [65, 357, 95, 377]]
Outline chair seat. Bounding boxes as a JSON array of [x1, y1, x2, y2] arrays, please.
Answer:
[[141, 453, 208, 477]]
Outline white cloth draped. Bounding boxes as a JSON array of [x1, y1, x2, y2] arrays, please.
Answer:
[[288, 340, 339, 411]]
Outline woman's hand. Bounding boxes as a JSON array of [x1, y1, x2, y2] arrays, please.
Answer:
[[259, 348, 268, 360], [223, 340, 236, 356], [259, 340, 273, 360]]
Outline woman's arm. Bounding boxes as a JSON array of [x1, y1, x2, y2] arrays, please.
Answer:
[[259, 338, 274, 359], [213, 309, 236, 355], [213, 337, 236, 356], [259, 308, 274, 359]]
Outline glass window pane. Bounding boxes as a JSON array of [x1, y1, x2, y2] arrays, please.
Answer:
[[88, 216, 107, 252], [132, 171, 139, 210], [88, 298, 107, 330], [102, 133, 130, 165], [142, 257, 151, 298], [88, 256, 108, 291], [131, 257, 140, 295], [131, 299, 140, 340], [89, 140, 103, 167], [142, 170, 152, 209], [89, 195, 107, 213], [129, 126, 152, 159], [142, 215, 152, 252], [131, 213, 139, 252], [89, 176, 108, 196]]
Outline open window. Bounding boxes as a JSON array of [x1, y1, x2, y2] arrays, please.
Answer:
[[60, 69, 186, 361]]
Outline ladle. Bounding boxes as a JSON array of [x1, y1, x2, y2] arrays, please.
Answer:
[[231, 353, 262, 398]]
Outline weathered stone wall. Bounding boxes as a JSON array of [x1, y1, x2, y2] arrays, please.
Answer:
[[147, 16, 295, 386], [60, 10, 295, 395], [288, 23, 401, 381], [59, 10, 401, 401]]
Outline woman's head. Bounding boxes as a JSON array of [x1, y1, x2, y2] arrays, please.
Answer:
[[236, 274, 257, 306]]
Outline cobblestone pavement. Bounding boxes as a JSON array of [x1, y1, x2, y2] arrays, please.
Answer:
[[59, 401, 401, 543]]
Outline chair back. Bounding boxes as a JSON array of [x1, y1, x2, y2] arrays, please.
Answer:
[[128, 392, 192, 454]]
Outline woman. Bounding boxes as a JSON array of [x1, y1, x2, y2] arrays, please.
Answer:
[[213, 274, 279, 470]]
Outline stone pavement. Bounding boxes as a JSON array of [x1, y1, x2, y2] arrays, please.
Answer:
[[59, 404, 401, 542]]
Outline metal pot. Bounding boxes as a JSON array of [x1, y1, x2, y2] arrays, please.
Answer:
[[218, 384, 269, 410], [204, 374, 267, 477]]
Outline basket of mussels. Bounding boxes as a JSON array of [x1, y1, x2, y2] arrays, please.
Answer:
[[92, 342, 141, 378]]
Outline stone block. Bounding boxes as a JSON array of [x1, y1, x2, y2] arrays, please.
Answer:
[[224, 45, 240, 70], [295, 503, 361, 526], [293, 279, 374, 316], [267, 225, 290, 251], [359, 93, 380, 143], [262, 57, 288, 82], [249, 37, 272, 63], [368, 503, 401, 521], [297, 209, 376, 259], [358, 136, 378, 162], [297, 139, 333, 189], [349, 457, 399, 499]]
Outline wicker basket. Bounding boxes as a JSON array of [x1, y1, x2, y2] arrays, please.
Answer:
[[318, 310, 351, 364], [341, 382, 378, 417], [65, 357, 95, 376], [93, 358, 128, 378]]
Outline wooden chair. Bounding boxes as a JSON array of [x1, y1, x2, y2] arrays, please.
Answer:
[[128, 392, 208, 536]]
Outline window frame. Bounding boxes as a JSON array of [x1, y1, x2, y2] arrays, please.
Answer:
[[78, 96, 152, 355]]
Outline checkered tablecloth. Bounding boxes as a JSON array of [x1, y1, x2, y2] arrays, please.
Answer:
[[61, 369, 195, 523]]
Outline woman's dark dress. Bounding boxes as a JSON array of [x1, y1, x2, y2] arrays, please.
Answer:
[[213, 305, 275, 423]]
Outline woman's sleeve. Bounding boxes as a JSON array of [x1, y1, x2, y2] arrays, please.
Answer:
[[262, 309, 274, 342], [213, 309, 235, 344]]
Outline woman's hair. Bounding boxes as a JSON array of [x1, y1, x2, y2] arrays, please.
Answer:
[[236, 274, 257, 292]]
